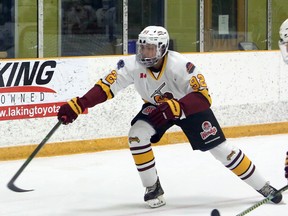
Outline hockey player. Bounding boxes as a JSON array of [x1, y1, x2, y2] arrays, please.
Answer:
[[279, 18, 288, 64], [279, 18, 288, 181], [57, 26, 283, 208]]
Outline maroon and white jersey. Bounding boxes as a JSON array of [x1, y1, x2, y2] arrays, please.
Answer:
[[97, 50, 211, 105]]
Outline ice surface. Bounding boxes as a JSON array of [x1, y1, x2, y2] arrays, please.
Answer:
[[1, 134, 287, 216]]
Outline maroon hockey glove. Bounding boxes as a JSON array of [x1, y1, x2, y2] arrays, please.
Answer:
[[148, 99, 182, 128], [285, 151, 288, 179], [57, 97, 85, 124]]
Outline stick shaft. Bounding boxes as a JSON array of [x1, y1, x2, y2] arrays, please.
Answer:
[[236, 184, 288, 216], [7, 121, 62, 192]]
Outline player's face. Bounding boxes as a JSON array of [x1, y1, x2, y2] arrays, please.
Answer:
[[139, 44, 157, 59]]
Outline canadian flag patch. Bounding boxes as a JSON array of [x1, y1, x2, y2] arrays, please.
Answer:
[[140, 73, 147, 78]]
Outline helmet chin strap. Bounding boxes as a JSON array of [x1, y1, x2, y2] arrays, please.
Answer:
[[147, 55, 166, 73]]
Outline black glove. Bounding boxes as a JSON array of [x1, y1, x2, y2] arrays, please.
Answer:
[[148, 99, 182, 128], [150, 133, 161, 143], [57, 97, 85, 124]]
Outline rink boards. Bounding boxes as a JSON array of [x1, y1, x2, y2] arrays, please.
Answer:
[[1, 51, 288, 160]]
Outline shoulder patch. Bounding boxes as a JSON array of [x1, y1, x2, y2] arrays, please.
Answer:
[[117, 59, 125, 69], [142, 105, 156, 115], [186, 62, 196, 74]]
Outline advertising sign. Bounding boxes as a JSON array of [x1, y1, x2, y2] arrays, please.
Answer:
[[0, 59, 89, 120]]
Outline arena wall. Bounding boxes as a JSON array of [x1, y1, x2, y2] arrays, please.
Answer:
[[1, 51, 288, 160]]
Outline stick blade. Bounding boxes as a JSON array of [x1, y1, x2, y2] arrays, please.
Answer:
[[7, 181, 34, 192]]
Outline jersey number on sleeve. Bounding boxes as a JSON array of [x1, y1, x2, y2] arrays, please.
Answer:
[[189, 74, 207, 91], [105, 70, 117, 85]]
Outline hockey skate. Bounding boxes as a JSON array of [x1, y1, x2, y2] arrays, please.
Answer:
[[144, 178, 166, 208], [257, 182, 282, 204]]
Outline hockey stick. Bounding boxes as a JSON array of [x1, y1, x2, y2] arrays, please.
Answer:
[[211, 184, 288, 216], [7, 121, 62, 192]]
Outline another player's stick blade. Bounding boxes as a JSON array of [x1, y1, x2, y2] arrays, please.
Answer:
[[211, 209, 221, 216], [7, 182, 34, 192]]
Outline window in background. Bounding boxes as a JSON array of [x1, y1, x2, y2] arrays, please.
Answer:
[[246, 0, 267, 50], [61, 0, 122, 56], [127, 0, 164, 54], [204, 0, 246, 51], [128, 0, 164, 39], [166, 0, 198, 52], [0, 0, 14, 58], [271, 0, 288, 50], [17, 1, 38, 58], [60, 0, 164, 56], [2, 1, 287, 58]]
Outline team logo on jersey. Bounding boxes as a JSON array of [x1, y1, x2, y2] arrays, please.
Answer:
[[186, 62, 195, 74], [129, 136, 140, 144], [150, 82, 166, 98], [117, 59, 125, 69], [227, 150, 236, 161], [154, 92, 173, 103], [200, 121, 217, 140], [149, 82, 174, 104], [142, 105, 156, 115]]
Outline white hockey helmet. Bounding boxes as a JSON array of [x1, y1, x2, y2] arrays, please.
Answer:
[[279, 18, 288, 43], [136, 26, 169, 67]]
